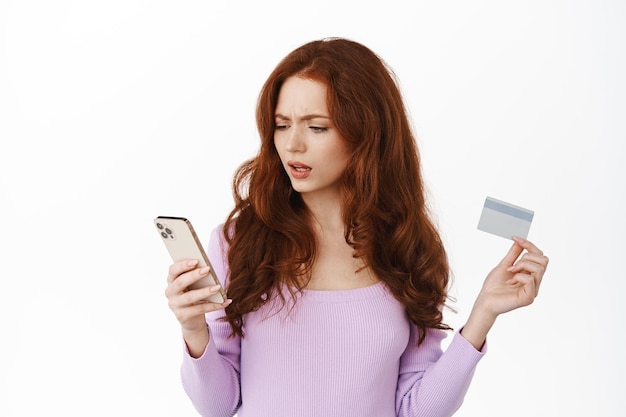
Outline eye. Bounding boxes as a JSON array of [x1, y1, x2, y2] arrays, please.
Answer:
[[274, 124, 289, 131], [309, 126, 328, 133]]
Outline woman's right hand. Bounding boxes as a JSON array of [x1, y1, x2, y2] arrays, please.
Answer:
[[164, 259, 232, 355]]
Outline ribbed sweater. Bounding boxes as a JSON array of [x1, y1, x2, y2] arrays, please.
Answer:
[[180, 226, 486, 417]]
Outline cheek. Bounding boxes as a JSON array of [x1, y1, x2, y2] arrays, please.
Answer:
[[334, 144, 351, 167], [329, 151, 350, 177]]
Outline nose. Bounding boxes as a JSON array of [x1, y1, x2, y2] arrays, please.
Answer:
[[284, 125, 306, 153]]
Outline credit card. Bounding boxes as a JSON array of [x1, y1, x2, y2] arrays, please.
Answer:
[[477, 196, 534, 240]]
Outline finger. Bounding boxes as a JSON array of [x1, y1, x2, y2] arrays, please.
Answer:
[[168, 283, 228, 311], [506, 273, 538, 306], [176, 266, 212, 293], [507, 252, 549, 294], [179, 284, 225, 307], [507, 260, 546, 279], [174, 299, 233, 323], [507, 266, 543, 297], [512, 236, 544, 256], [499, 241, 525, 267], [165, 266, 211, 298], [508, 251, 549, 272], [167, 259, 200, 284], [514, 252, 549, 266]]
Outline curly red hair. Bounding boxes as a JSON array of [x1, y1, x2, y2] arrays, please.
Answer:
[[223, 38, 451, 344]]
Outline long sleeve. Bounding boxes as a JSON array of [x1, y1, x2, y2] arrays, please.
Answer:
[[396, 326, 486, 417], [180, 226, 242, 417], [177, 224, 486, 417]]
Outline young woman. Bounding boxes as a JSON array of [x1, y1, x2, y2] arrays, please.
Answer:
[[164, 38, 549, 417]]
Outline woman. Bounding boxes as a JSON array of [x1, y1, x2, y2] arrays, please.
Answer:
[[164, 38, 549, 417]]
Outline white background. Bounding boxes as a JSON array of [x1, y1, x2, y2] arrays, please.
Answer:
[[1, 1, 624, 416]]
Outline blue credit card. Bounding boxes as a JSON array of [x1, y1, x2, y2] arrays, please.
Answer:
[[477, 196, 534, 240]]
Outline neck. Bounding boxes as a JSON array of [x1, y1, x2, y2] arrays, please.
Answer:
[[301, 190, 345, 236]]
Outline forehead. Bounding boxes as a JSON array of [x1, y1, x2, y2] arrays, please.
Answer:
[[275, 76, 329, 116]]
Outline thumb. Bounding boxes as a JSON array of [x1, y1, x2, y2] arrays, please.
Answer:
[[499, 241, 524, 267]]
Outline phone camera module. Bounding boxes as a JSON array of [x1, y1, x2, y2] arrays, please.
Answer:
[[157, 222, 174, 239]]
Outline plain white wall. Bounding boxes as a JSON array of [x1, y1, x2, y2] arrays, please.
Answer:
[[1, 1, 624, 415]]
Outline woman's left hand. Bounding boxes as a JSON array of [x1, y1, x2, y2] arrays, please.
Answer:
[[476, 236, 549, 317], [461, 237, 549, 350]]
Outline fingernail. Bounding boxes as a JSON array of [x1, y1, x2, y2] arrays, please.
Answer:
[[199, 267, 210, 275], [187, 259, 199, 267], [209, 284, 221, 292], [224, 299, 233, 306], [507, 266, 516, 272]]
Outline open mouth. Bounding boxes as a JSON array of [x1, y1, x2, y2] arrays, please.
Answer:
[[291, 164, 310, 172], [288, 161, 312, 178]]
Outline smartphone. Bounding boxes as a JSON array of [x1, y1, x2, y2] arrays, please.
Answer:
[[154, 216, 226, 304]]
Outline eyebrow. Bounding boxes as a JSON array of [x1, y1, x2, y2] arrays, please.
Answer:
[[274, 113, 331, 121]]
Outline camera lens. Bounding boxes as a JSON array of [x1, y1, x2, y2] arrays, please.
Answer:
[[156, 223, 164, 230], [165, 228, 172, 235], [161, 232, 168, 238]]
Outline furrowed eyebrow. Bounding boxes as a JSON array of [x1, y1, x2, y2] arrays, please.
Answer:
[[274, 113, 331, 121]]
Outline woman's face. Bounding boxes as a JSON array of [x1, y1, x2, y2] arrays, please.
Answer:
[[273, 76, 350, 201]]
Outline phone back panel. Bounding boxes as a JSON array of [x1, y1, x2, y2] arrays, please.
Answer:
[[154, 216, 225, 303]]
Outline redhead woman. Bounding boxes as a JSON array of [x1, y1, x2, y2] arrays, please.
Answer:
[[164, 37, 549, 417]]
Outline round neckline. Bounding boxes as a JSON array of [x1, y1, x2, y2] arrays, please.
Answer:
[[281, 280, 389, 303]]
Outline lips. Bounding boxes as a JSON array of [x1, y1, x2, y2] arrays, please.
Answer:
[[288, 161, 312, 179]]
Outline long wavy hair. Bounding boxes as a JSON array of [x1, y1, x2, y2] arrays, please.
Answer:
[[223, 37, 451, 344]]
